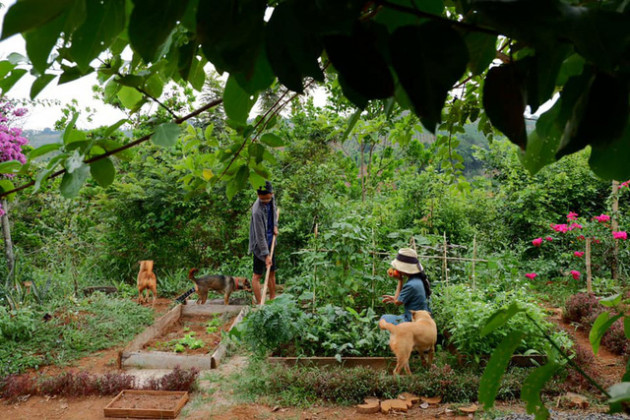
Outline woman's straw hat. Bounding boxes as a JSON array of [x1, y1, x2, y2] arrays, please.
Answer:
[[391, 248, 423, 274]]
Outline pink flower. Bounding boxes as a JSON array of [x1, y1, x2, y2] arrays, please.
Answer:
[[551, 224, 570, 233], [574, 251, 584, 258], [567, 212, 579, 221], [545, 236, 553, 241], [593, 238, 601, 244], [571, 270, 581, 280], [619, 181, 629, 189], [532, 237, 543, 247], [12, 108, 27, 117], [594, 214, 610, 223], [613, 231, 628, 240], [577, 235, 585, 241], [525, 273, 537, 280], [569, 223, 583, 230]]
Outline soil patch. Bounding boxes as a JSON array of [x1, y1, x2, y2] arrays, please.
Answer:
[[143, 313, 236, 355], [547, 307, 626, 387]]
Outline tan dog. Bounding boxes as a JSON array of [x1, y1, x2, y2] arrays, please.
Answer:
[[137, 260, 157, 305], [379, 310, 437, 375]]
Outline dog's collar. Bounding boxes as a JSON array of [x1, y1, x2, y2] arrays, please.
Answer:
[[234, 277, 239, 290]]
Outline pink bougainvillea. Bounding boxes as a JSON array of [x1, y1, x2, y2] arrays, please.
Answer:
[[0, 99, 29, 218], [567, 212, 579, 221], [571, 270, 581, 280], [594, 214, 610, 223], [551, 224, 570, 233], [613, 231, 628, 240], [525, 273, 537, 280], [532, 237, 543, 247], [574, 251, 584, 258]]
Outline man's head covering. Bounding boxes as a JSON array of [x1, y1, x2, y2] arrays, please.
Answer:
[[257, 181, 273, 195]]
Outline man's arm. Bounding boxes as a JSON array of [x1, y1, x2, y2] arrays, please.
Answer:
[[253, 211, 269, 256]]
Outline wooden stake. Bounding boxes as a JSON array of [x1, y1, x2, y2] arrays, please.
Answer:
[[472, 235, 477, 289], [372, 227, 376, 309], [611, 180, 619, 280], [260, 208, 280, 306], [313, 223, 318, 311], [443, 232, 448, 284], [585, 237, 592, 293]]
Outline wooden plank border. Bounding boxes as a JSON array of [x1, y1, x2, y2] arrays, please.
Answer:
[[211, 307, 249, 368], [103, 389, 188, 419]]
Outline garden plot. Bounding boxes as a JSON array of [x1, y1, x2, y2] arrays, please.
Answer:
[[119, 302, 247, 370]]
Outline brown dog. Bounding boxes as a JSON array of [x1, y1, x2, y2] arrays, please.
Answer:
[[188, 268, 250, 305], [137, 260, 157, 305], [379, 310, 437, 375]]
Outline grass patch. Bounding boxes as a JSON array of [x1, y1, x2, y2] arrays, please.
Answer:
[[0, 293, 153, 376]]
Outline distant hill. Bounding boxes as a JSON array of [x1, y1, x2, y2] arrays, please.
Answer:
[[23, 129, 61, 148]]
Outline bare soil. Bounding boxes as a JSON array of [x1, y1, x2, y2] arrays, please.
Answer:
[[143, 313, 236, 355], [546, 307, 627, 387]]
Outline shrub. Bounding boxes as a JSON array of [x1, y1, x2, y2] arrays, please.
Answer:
[[38, 371, 96, 397], [0, 374, 36, 400], [563, 293, 601, 324], [145, 366, 199, 391], [601, 318, 630, 356], [96, 372, 136, 395]]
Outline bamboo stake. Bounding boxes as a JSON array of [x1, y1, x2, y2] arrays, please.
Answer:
[[611, 180, 619, 280], [472, 235, 477, 289], [313, 223, 318, 312], [260, 208, 280, 306], [372, 227, 376, 309], [443, 232, 448, 284], [585, 237, 592, 293]]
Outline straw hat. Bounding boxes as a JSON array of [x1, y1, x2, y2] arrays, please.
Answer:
[[391, 248, 423, 275]]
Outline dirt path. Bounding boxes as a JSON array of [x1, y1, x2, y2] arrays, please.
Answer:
[[546, 307, 626, 387]]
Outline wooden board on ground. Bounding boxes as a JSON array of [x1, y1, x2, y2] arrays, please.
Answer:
[[211, 306, 249, 368], [104, 389, 188, 419], [181, 302, 245, 316], [267, 356, 396, 370]]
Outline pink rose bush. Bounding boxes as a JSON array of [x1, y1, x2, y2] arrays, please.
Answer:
[[613, 231, 627, 240], [551, 224, 570, 233], [532, 237, 543, 247], [571, 270, 581, 280], [545, 236, 553, 241], [525, 273, 537, 280], [574, 251, 584, 258], [594, 214, 610, 223], [567, 212, 579, 221]]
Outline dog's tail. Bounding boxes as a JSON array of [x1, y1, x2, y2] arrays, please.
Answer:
[[379, 318, 396, 333], [188, 268, 199, 281]]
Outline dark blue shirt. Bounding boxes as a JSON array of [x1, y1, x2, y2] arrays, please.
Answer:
[[265, 201, 274, 247], [398, 276, 429, 322]]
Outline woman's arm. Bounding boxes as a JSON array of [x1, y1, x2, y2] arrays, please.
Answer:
[[382, 279, 404, 305]]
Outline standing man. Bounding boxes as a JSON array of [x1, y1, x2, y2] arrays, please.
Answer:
[[249, 181, 279, 303]]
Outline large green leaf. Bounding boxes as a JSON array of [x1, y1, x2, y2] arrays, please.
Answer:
[[60, 164, 90, 198], [589, 312, 623, 355], [23, 12, 66, 74], [30, 73, 56, 99], [341, 109, 362, 142], [0, 161, 23, 175], [129, 0, 190, 63], [1, 0, 74, 39], [0, 69, 27, 94], [324, 23, 394, 101], [234, 50, 275, 96], [265, 0, 324, 93], [521, 363, 560, 419], [224, 75, 257, 124], [69, 0, 126, 71], [479, 332, 524, 409], [0, 61, 15, 79], [89, 157, 115, 187], [607, 382, 630, 405], [600, 294, 622, 308], [558, 72, 629, 158], [151, 123, 181, 147], [374, 0, 441, 33], [29, 143, 62, 160], [481, 303, 525, 337], [197, 0, 266, 74], [520, 101, 562, 174], [390, 22, 469, 132], [117, 86, 143, 109], [259, 134, 284, 148], [226, 164, 250, 200], [483, 63, 527, 149], [464, 32, 497, 76]]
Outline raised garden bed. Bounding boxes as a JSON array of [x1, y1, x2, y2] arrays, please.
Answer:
[[119, 302, 247, 370], [104, 389, 188, 419]]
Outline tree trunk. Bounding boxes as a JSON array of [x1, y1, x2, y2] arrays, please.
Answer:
[[1, 198, 15, 282]]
